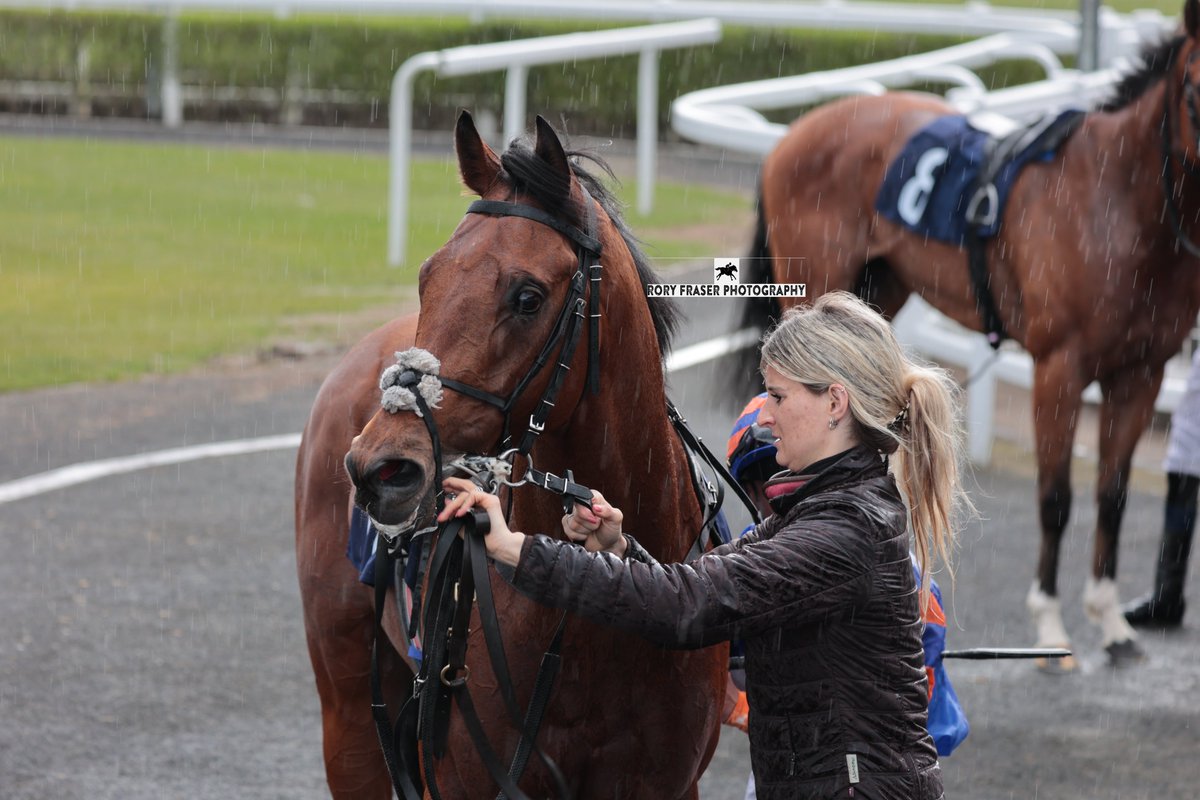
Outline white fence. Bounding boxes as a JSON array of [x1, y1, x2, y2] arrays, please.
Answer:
[[387, 18, 722, 265], [667, 10, 1188, 464]]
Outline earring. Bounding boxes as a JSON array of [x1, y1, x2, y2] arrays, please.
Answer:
[[828, 417, 838, 430]]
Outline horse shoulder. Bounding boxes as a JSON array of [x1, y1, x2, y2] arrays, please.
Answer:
[[999, 113, 1173, 359]]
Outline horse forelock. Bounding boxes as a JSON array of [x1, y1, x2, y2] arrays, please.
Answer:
[[495, 140, 681, 359], [1101, 33, 1188, 112]]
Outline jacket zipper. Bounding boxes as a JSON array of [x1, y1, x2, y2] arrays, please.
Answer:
[[785, 714, 798, 777]]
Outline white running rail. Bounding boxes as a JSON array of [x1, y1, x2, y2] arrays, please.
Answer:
[[387, 18, 722, 265], [668, 9, 1186, 464]]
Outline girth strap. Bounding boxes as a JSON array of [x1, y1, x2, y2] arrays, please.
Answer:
[[963, 229, 1009, 350], [963, 109, 1085, 349]]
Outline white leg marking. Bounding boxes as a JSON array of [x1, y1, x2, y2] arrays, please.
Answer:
[[1084, 576, 1137, 646], [1026, 581, 1070, 647]]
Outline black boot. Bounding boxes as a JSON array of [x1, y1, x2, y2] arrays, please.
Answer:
[[1125, 472, 1199, 628]]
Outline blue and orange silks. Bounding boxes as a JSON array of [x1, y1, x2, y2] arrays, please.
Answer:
[[917, 563, 970, 757]]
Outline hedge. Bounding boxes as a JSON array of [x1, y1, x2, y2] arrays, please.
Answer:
[[0, 10, 1051, 135]]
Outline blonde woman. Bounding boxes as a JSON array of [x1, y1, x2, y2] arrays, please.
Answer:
[[442, 291, 969, 800]]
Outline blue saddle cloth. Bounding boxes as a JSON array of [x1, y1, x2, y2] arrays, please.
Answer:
[[348, 505, 421, 590], [349, 507, 425, 662], [875, 111, 1080, 246]]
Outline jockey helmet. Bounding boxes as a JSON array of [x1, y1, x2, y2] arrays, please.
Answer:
[[727, 393, 779, 483]]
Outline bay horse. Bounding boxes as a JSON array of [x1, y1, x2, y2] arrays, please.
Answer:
[[297, 111, 726, 798], [745, 2, 1200, 667]]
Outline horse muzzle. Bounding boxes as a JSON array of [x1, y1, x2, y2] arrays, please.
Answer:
[[345, 451, 429, 528]]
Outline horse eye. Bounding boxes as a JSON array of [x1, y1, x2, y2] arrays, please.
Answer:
[[512, 287, 544, 316]]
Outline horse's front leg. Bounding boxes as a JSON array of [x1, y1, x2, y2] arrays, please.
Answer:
[[301, 579, 402, 800], [1087, 367, 1163, 664], [1025, 349, 1085, 670], [297, 509, 402, 800]]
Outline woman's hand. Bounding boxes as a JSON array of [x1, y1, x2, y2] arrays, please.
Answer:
[[437, 476, 525, 567], [563, 490, 625, 557]]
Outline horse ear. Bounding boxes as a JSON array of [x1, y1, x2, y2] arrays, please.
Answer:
[[1188, 0, 1199, 38], [533, 115, 572, 184], [455, 110, 502, 196]]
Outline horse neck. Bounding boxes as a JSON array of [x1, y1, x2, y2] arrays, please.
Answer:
[[1086, 85, 1165, 185], [1083, 83, 1200, 259]]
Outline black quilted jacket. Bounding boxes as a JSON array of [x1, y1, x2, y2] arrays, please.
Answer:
[[509, 445, 943, 799]]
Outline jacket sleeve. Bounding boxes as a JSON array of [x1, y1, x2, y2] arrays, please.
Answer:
[[508, 507, 876, 649]]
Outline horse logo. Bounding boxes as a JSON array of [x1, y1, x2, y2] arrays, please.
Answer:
[[715, 258, 740, 282]]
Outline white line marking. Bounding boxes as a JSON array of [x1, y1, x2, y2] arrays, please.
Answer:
[[665, 327, 760, 373], [0, 328, 759, 505], [0, 433, 302, 505]]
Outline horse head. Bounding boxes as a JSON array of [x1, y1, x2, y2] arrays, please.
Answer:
[[345, 112, 674, 543]]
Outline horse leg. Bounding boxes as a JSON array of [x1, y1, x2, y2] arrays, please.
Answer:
[[300, 571, 403, 799], [297, 491, 404, 800], [1084, 368, 1162, 664], [1025, 350, 1085, 671]]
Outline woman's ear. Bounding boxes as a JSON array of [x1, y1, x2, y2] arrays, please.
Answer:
[[828, 384, 850, 421]]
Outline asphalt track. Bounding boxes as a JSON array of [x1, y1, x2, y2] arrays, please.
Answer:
[[2, 128, 1197, 798]]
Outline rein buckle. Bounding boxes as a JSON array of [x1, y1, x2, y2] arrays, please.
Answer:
[[440, 663, 470, 688]]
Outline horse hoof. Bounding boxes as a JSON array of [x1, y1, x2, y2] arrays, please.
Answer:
[[1104, 639, 1145, 667], [1035, 649, 1077, 674]]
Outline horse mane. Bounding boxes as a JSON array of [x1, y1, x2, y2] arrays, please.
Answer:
[[1100, 33, 1187, 112], [497, 141, 681, 359]]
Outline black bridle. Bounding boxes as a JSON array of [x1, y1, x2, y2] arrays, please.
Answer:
[[371, 187, 606, 800], [440, 188, 604, 458], [1160, 46, 1200, 257]]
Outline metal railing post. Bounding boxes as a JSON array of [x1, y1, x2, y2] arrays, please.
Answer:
[[636, 48, 658, 217], [389, 52, 440, 267], [503, 64, 528, 149], [161, 9, 182, 127], [966, 337, 997, 466], [1078, 0, 1100, 72]]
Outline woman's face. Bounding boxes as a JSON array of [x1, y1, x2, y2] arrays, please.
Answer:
[[758, 365, 836, 472]]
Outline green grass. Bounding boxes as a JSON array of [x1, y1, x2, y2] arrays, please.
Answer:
[[0, 136, 748, 392]]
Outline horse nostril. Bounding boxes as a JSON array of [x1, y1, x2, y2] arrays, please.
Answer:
[[371, 459, 423, 492], [344, 452, 361, 486]]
